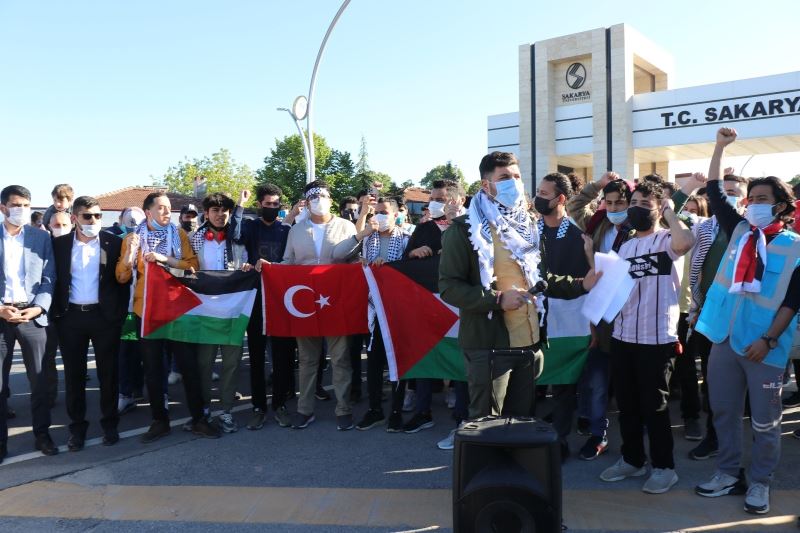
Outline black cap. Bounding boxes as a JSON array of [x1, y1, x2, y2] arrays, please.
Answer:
[[180, 204, 198, 216]]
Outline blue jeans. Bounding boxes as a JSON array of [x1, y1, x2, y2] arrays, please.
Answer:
[[118, 339, 143, 398], [578, 347, 610, 437]]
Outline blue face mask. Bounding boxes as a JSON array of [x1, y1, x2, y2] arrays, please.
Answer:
[[606, 209, 628, 226], [493, 178, 525, 208], [150, 218, 169, 231], [725, 195, 739, 208], [396, 214, 406, 225]]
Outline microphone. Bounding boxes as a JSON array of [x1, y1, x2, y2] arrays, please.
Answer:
[[527, 280, 548, 296]]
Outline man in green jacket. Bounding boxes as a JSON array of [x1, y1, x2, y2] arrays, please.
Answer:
[[439, 151, 599, 421]]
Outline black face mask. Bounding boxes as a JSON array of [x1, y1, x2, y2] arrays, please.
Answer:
[[626, 206, 657, 231], [181, 220, 196, 233], [534, 196, 555, 216], [261, 207, 280, 222]]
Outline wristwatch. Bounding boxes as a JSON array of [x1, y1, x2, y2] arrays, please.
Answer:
[[761, 335, 778, 349]]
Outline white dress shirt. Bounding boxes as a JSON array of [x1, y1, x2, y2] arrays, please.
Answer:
[[3, 226, 27, 303], [202, 238, 227, 271], [69, 235, 100, 305]]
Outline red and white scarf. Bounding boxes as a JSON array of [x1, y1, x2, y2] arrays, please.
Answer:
[[729, 221, 783, 294]]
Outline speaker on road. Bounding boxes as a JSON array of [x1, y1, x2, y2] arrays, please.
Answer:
[[452, 417, 561, 533]]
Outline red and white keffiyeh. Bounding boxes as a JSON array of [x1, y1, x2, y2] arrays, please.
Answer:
[[729, 221, 783, 294]]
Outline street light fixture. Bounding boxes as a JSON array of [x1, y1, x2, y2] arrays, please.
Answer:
[[277, 105, 312, 183]]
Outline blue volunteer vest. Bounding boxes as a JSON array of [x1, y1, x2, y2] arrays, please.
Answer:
[[696, 221, 800, 368]]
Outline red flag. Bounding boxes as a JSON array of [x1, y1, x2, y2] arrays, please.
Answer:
[[141, 263, 202, 337], [364, 257, 460, 380], [261, 264, 369, 337]]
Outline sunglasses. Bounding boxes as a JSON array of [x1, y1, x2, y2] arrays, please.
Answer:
[[80, 213, 102, 221]]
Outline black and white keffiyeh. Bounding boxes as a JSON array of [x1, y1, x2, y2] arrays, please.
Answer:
[[467, 190, 544, 318], [537, 215, 571, 240], [134, 221, 183, 260], [363, 227, 407, 264]]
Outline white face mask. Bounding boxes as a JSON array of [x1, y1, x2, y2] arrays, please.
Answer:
[[51, 226, 71, 238], [309, 197, 331, 216], [6, 206, 31, 227], [428, 201, 446, 219], [80, 223, 101, 238], [744, 203, 776, 229], [374, 214, 391, 232]]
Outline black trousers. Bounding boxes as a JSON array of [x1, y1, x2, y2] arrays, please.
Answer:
[[692, 331, 716, 440], [676, 313, 702, 421], [0, 318, 50, 444], [247, 304, 295, 412], [44, 322, 59, 404], [366, 326, 404, 414], [136, 318, 203, 423], [56, 308, 121, 438], [610, 338, 676, 469]]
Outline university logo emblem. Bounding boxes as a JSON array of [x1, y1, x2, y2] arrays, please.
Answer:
[[566, 62, 586, 90]]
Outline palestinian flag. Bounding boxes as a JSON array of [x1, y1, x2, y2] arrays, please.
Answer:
[[538, 296, 591, 385], [142, 263, 258, 346], [363, 256, 466, 382]]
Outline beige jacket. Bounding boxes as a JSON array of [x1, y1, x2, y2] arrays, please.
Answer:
[[282, 216, 361, 265]]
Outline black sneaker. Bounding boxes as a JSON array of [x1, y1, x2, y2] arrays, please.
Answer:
[[689, 436, 719, 460], [315, 386, 332, 401], [576, 417, 591, 436], [140, 420, 171, 443], [102, 431, 120, 446], [192, 418, 221, 439], [35, 434, 58, 456], [387, 411, 404, 433], [356, 409, 385, 430], [579, 435, 609, 461], [67, 434, 85, 452], [336, 414, 354, 431], [403, 412, 434, 434], [684, 418, 703, 441], [782, 391, 800, 408]]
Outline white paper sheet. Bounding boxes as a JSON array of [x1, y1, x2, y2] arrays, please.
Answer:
[[581, 251, 635, 326]]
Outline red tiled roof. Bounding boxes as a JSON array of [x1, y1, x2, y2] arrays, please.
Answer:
[[96, 186, 202, 212], [403, 187, 430, 203]]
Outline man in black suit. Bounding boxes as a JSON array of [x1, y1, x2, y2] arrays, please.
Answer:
[[52, 196, 130, 450]]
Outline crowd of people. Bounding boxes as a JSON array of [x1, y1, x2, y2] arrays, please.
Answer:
[[0, 127, 798, 516]]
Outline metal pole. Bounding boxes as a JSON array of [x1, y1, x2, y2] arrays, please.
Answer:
[[306, 0, 351, 183], [278, 108, 312, 184]]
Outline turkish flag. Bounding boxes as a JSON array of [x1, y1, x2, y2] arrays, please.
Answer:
[[260, 264, 369, 337]]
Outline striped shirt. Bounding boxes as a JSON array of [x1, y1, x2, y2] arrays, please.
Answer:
[[613, 230, 684, 345]]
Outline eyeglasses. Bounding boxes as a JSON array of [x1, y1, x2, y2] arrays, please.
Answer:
[[262, 201, 280, 207], [80, 213, 102, 221]]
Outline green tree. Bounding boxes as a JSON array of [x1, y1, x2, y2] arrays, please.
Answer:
[[420, 161, 467, 190], [789, 174, 800, 187], [256, 133, 333, 202], [467, 180, 482, 196], [155, 148, 256, 202], [355, 135, 370, 175]]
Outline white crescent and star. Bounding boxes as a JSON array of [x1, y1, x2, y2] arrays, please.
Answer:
[[283, 285, 332, 318]]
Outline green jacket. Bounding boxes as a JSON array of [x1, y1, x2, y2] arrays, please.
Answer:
[[439, 215, 586, 350]]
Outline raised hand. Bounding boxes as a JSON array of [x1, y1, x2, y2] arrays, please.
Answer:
[[716, 127, 737, 146]]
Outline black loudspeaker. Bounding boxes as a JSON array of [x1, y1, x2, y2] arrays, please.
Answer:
[[453, 417, 561, 533]]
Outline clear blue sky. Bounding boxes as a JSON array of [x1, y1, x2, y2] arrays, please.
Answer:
[[1, 0, 799, 205]]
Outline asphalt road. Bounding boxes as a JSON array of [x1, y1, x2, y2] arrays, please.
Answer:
[[1, 342, 799, 532]]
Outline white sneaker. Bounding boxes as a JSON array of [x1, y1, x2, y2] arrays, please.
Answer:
[[402, 389, 416, 412], [600, 456, 648, 482], [445, 389, 456, 409], [744, 482, 770, 514], [437, 428, 457, 450], [117, 395, 136, 415], [167, 371, 182, 385], [695, 471, 746, 497], [642, 468, 678, 494]]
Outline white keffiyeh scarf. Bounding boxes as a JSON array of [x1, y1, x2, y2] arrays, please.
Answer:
[[467, 190, 545, 319]]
